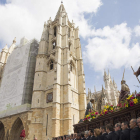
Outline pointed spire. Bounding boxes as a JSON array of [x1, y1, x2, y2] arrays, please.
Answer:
[[104, 69, 107, 76], [2, 44, 8, 52], [94, 86, 96, 93], [55, 2, 66, 20], [88, 88, 90, 93], [8, 37, 16, 54], [13, 37, 16, 44], [102, 85, 104, 91]]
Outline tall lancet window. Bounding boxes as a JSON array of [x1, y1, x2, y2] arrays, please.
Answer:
[[54, 26, 57, 37], [50, 60, 53, 70], [68, 27, 70, 38], [69, 42, 71, 51], [46, 114, 48, 136], [70, 62, 72, 72], [53, 41, 56, 49]]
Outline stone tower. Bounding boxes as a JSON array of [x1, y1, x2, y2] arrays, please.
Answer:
[[31, 3, 86, 139]]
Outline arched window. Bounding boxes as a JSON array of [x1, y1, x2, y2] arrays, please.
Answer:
[[69, 42, 71, 51], [54, 26, 57, 37], [50, 60, 53, 70], [68, 27, 70, 38], [53, 41, 56, 49]]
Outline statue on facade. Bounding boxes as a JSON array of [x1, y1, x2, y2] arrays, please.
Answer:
[[85, 99, 94, 116], [119, 69, 130, 103]]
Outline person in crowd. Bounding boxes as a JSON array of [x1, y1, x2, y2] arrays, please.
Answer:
[[120, 121, 130, 140], [81, 132, 86, 140], [114, 123, 122, 139], [100, 126, 108, 140], [77, 133, 81, 140], [90, 130, 95, 140], [66, 135, 71, 140], [137, 117, 140, 128], [73, 133, 77, 140], [70, 134, 74, 140], [129, 119, 140, 140], [94, 128, 101, 140], [106, 124, 119, 140], [63, 136, 66, 140], [84, 131, 89, 140], [88, 130, 91, 140], [60, 136, 63, 140]]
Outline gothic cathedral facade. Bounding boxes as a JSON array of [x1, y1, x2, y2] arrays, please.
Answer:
[[0, 3, 86, 140], [87, 70, 119, 112]]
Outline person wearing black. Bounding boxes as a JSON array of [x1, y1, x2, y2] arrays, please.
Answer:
[[73, 134, 77, 140], [130, 119, 140, 140], [137, 117, 140, 128], [106, 124, 119, 140], [90, 130, 95, 140], [100, 126, 108, 140], [77, 133, 82, 140], [84, 131, 89, 140], [88, 130, 91, 140], [114, 123, 122, 140], [81, 132, 86, 140], [120, 121, 130, 140]]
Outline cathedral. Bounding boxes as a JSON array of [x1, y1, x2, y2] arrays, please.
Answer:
[[87, 70, 119, 112], [0, 3, 86, 140]]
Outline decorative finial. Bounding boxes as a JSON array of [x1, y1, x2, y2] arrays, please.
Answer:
[[13, 37, 16, 44], [61, 0, 63, 4]]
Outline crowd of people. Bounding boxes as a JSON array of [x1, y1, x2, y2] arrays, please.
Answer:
[[53, 118, 140, 140]]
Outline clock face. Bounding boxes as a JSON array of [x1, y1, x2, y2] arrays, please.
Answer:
[[47, 93, 53, 102]]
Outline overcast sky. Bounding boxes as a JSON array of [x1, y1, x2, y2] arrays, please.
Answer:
[[0, 0, 140, 93]]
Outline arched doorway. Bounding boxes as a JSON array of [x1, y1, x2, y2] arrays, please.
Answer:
[[0, 121, 5, 140], [9, 118, 24, 140]]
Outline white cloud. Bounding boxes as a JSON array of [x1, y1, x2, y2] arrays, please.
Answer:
[[134, 25, 140, 36], [83, 23, 140, 71], [0, 0, 102, 47]]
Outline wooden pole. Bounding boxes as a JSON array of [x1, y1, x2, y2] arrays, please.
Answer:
[[131, 66, 140, 84]]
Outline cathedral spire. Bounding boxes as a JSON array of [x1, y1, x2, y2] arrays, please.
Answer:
[[55, 2, 66, 20], [104, 69, 107, 76], [8, 37, 16, 54], [94, 86, 96, 93], [2, 44, 8, 52], [13, 37, 16, 44], [102, 85, 104, 92]]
